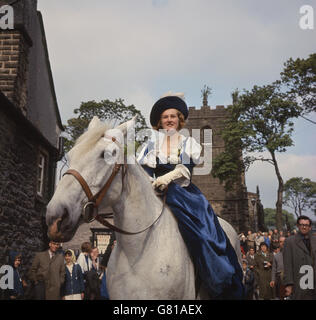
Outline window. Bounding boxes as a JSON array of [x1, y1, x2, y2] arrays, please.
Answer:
[[200, 126, 212, 157], [37, 151, 46, 197]]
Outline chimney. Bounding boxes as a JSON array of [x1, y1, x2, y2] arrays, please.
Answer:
[[0, 0, 34, 115]]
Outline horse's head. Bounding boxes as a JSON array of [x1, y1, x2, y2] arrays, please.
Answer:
[[46, 116, 135, 242]]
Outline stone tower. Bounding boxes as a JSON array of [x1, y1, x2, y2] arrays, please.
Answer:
[[186, 101, 252, 233]]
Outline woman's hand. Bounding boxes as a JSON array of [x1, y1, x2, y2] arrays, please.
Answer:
[[152, 176, 170, 191], [152, 167, 186, 191]]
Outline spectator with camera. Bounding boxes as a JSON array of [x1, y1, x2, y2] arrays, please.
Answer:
[[254, 242, 274, 300]]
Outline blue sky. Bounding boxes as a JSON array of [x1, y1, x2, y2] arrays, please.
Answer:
[[37, 0, 316, 219]]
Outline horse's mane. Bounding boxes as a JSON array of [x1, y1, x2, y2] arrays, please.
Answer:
[[68, 121, 113, 162]]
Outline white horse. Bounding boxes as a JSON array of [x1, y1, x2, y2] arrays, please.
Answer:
[[46, 117, 242, 300]]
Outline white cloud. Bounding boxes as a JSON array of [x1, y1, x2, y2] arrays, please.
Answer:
[[38, 0, 316, 123]]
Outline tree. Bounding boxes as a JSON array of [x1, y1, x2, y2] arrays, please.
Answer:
[[283, 177, 316, 218], [63, 99, 147, 153], [264, 208, 296, 231], [281, 53, 316, 120], [212, 82, 301, 230]]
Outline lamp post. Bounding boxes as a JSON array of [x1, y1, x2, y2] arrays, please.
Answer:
[[251, 198, 258, 232]]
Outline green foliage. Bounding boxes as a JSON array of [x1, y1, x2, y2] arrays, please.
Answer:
[[63, 99, 147, 153], [211, 82, 300, 191], [264, 208, 296, 230], [281, 53, 316, 114], [283, 177, 316, 218]]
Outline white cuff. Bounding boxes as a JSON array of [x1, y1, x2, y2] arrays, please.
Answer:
[[173, 164, 191, 187]]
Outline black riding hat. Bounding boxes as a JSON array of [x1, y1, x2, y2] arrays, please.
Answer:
[[150, 96, 188, 127]]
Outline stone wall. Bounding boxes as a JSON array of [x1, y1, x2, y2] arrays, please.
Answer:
[[0, 108, 54, 276], [62, 220, 106, 252]]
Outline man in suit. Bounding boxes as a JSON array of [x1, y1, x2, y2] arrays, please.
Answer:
[[28, 241, 65, 300], [270, 236, 286, 299], [246, 247, 258, 299], [246, 231, 256, 252], [283, 216, 316, 300]]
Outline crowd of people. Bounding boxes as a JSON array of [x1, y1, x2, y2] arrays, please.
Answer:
[[2, 240, 116, 300], [2, 215, 315, 300], [240, 215, 316, 300]]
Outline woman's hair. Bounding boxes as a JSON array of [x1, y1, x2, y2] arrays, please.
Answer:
[[153, 110, 186, 131], [64, 250, 72, 256], [81, 242, 92, 253]]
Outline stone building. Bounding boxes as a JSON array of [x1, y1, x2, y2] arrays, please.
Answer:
[[186, 99, 263, 233], [0, 0, 63, 274]]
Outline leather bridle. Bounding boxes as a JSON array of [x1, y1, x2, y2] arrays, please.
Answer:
[[63, 135, 166, 235]]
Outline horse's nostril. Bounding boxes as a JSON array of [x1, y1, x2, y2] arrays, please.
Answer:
[[57, 218, 63, 233], [56, 208, 69, 232], [62, 208, 69, 220]]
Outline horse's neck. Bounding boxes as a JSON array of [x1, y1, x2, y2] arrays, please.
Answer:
[[110, 163, 164, 256]]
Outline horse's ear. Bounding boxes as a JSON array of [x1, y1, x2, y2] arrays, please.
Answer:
[[88, 116, 101, 131], [116, 116, 137, 136]]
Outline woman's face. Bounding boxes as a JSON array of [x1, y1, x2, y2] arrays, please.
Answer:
[[14, 258, 21, 268], [65, 254, 72, 264], [160, 108, 179, 131], [261, 245, 267, 253]]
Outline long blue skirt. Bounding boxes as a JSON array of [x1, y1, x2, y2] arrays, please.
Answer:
[[166, 182, 244, 299]]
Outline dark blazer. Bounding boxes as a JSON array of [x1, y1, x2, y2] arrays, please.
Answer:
[[283, 233, 316, 300], [243, 268, 254, 299], [61, 263, 85, 297], [28, 251, 65, 300]]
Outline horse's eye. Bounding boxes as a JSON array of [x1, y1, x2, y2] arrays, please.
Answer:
[[112, 149, 117, 157], [100, 151, 105, 159]]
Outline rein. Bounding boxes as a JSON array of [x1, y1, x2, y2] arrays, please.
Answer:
[[63, 135, 166, 235]]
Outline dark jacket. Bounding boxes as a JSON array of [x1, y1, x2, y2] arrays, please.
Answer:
[[85, 267, 101, 300], [6, 251, 24, 299], [100, 270, 109, 300], [61, 263, 85, 296], [242, 268, 254, 299], [283, 233, 316, 300]]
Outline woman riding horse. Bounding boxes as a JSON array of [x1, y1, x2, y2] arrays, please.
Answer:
[[137, 93, 244, 299]]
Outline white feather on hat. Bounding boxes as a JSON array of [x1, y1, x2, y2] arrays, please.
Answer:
[[160, 91, 185, 101]]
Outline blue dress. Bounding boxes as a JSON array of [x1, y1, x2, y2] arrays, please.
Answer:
[[140, 138, 244, 299]]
